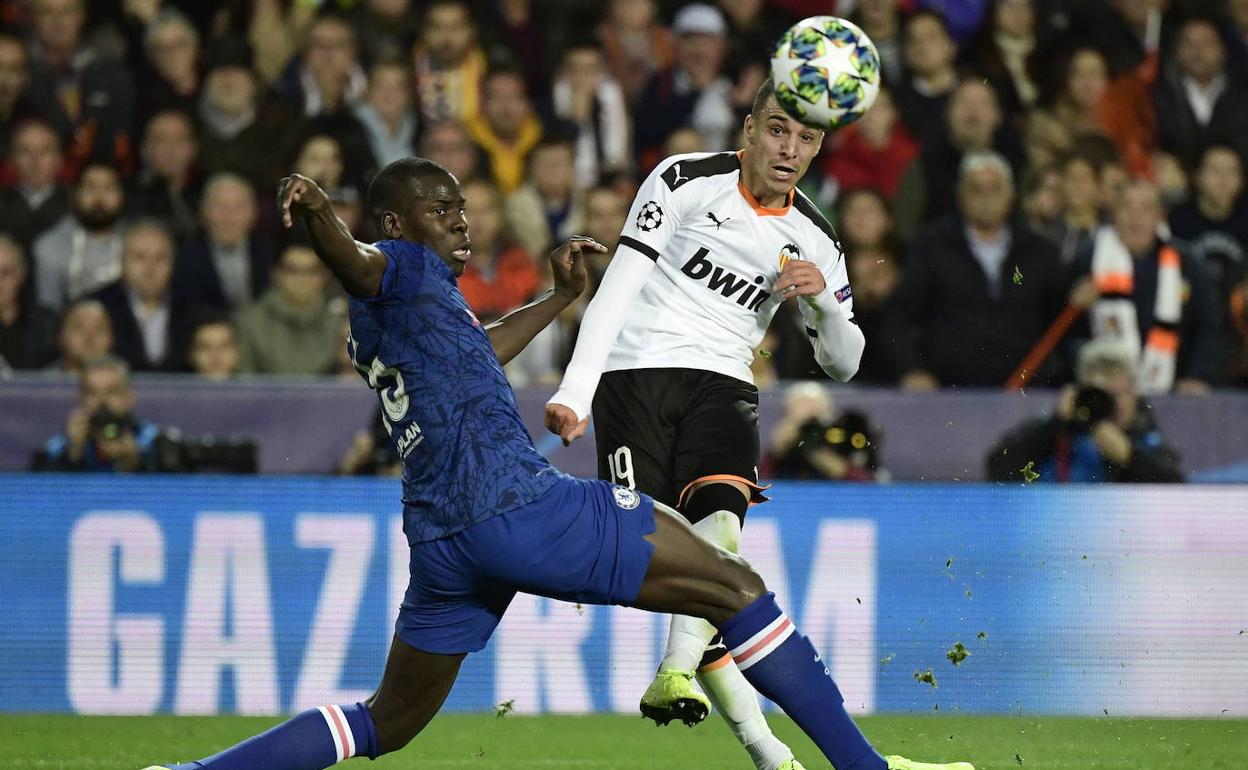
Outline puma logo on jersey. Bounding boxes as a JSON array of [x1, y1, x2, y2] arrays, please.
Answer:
[[671, 163, 689, 185], [681, 247, 770, 311], [706, 212, 731, 230]]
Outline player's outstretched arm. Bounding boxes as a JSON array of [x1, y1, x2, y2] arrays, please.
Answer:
[[278, 173, 388, 298], [486, 236, 606, 366]]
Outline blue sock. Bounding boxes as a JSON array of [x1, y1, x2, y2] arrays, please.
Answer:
[[167, 703, 378, 769], [720, 593, 886, 770]]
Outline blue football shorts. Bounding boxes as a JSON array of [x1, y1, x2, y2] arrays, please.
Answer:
[[394, 473, 657, 654]]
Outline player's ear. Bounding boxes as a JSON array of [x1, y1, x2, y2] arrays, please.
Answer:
[[743, 113, 755, 142], [381, 211, 401, 238]]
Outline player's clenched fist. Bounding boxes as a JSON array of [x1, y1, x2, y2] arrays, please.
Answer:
[[774, 259, 827, 300], [277, 173, 330, 228], [549, 236, 605, 300]]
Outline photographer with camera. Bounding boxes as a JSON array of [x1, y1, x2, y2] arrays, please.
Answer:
[[986, 338, 1184, 483], [33, 354, 181, 472], [763, 382, 883, 482]]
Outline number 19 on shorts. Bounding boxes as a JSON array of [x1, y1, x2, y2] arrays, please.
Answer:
[[607, 446, 635, 489]]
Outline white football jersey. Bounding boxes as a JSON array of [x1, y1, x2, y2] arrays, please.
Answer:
[[607, 151, 853, 384]]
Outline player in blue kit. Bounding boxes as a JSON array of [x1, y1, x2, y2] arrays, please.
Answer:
[[143, 159, 972, 770]]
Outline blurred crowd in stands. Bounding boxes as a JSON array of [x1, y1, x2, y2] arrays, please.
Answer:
[[0, 0, 1245, 478]]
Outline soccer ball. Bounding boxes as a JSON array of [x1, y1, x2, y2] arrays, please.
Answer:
[[770, 16, 881, 131]]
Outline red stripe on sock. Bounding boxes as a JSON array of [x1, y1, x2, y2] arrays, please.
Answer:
[[327, 705, 352, 760], [733, 618, 792, 666]]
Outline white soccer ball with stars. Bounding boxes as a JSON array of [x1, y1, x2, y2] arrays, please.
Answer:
[[770, 16, 881, 132]]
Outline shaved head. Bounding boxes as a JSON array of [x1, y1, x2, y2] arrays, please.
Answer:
[[367, 157, 454, 229]]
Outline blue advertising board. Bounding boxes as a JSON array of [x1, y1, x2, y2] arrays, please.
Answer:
[[1, 476, 1245, 717]]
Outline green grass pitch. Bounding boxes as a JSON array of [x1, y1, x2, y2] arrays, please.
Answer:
[[3, 713, 1246, 769]]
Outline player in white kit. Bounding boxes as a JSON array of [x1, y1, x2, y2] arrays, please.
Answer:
[[545, 80, 865, 770]]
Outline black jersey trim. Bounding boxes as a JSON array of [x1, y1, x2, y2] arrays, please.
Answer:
[[660, 152, 740, 192], [793, 192, 844, 256], [806, 325, 819, 338], [619, 235, 660, 262]]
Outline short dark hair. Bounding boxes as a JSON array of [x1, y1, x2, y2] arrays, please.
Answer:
[[191, 309, 235, 338], [367, 157, 452, 224], [904, 7, 953, 41], [751, 78, 777, 121]]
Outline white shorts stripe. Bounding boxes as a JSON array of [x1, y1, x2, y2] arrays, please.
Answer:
[[317, 706, 346, 762]]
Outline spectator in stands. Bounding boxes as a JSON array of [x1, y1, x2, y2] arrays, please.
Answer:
[[1074, 180, 1222, 393], [353, 60, 417, 171], [851, 0, 904, 86], [986, 337, 1183, 483], [49, 298, 112, 374], [459, 178, 540, 322], [350, 0, 421, 66], [1022, 47, 1111, 172], [188, 313, 241, 381], [634, 4, 735, 165], [34, 354, 181, 472], [1078, 0, 1160, 77], [1230, 0, 1248, 80], [896, 9, 959, 148], [174, 172, 272, 312], [25, 0, 134, 172], [819, 86, 917, 207], [1152, 17, 1248, 172], [0, 235, 57, 370], [1020, 163, 1062, 234], [894, 79, 1022, 240], [581, 185, 628, 285], [763, 382, 882, 481], [276, 13, 366, 119], [505, 136, 585, 258], [837, 188, 906, 384], [466, 67, 543, 194], [413, 0, 487, 124], [1169, 145, 1248, 307], [418, 120, 483, 185], [597, 0, 674, 104], [1043, 152, 1104, 266], [0, 119, 68, 250], [33, 161, 126, 311], [293, 133, 346, 192], [339, 409, 401, 476], [136, 9, 201, 131], [131, 110, 201, 241], [663, 126, 708, 158], [552, 42, 630, 189], [894, 150, 1068, 389], [0, 31, 38, 160], [196, 37, 302, 194], [90, 221, 195, 372], [959, 0, 1042, 120], [234, 243, 346, 375]]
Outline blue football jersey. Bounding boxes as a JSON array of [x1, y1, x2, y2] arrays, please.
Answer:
[[347, 240, 560, 543]]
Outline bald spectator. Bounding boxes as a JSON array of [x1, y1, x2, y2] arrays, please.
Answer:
[[466, 67, 543, 194], [1074, 180, 1223, 393], [132, 110, 201, 240], [0, 235, 58, 370], [413, 0, 488, 124], [634, 3, 735, 165], [136, 9, 201, 130], [1153, 17, 1248, 170], [894, 151, 1068, 389], [233, 244, 346, 375], [90, 222, 196, 372], [174, 173, 273, 311], [418, 120, 483, 184], [896, 9, 959, 148], [0, 119, 69, 249], [49, 298, 113, 374], [24, 0, 135, 171], [33, 162, 126, 310], [894, 78, 1023, 240]]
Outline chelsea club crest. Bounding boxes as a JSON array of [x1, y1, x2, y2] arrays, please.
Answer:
[[613, 486, 640, 510]]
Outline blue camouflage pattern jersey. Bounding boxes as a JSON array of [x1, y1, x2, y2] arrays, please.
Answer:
[[347, 239, 560, 543]]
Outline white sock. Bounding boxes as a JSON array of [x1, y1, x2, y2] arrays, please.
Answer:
[[656, 511, 740, 675], [699, 658, 794, 770]]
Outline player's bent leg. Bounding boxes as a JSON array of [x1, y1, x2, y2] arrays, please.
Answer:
[[366, 635, 465, 754]]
